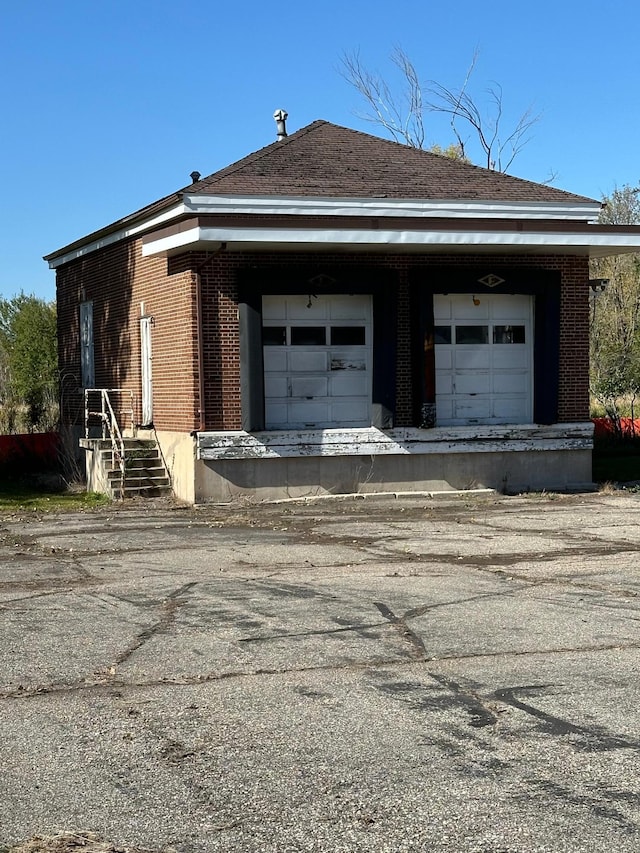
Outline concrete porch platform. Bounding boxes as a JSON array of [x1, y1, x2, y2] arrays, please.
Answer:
[[195, 424, 594, 502]]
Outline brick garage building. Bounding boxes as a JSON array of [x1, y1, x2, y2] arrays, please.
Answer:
[[46, 118, 640, 502]]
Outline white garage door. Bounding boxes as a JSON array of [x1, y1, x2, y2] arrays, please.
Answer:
[[262, 294, 372, 430], [434, 293, 533, 426]]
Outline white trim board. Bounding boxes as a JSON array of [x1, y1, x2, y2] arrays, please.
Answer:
[[141, 224, 640, 259], [48, 193, 606, 268], [197, 423, 594, 460], [182, 194, 602, 222]]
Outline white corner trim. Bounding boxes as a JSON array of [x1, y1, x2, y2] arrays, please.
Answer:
[[141, 224, 640, 257], [182, 194, 602, 222]]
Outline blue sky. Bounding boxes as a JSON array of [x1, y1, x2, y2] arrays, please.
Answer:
[[1, 0, 637, 302]]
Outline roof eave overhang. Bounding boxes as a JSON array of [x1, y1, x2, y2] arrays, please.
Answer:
[[45, 201, 187, 268], [139, 223, 640, 261], [46, 193, 605, 269], [181, 193, 603, 222]]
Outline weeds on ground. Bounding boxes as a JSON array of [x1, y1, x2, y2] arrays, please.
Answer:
[[0, 480, 109, 512]]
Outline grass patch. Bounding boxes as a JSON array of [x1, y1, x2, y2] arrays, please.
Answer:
[[0, 479, 110, 512]]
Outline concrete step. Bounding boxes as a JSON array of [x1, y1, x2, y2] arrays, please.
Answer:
[[125, 455, 162, 469], [104, 457, 163, 473], [90, 438, 157, 450], [97, 438, 171, 492], [106, 464, 170, 480], [85, 437, 172, 499], [99, 448, 160, 461], [109, 474, 171, 490], [111, 484, 173, 499]]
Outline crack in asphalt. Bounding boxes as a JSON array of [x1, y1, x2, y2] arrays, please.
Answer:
[[373, 601, 427, 658], [238, 620, 387, 643], [113, 582, 198, 668], [3, 637, 640, 703]]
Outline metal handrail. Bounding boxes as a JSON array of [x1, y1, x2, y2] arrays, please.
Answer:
[[84, 389, 136, 498]]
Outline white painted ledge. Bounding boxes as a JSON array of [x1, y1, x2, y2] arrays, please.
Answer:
[[197, 423, 593, 461]]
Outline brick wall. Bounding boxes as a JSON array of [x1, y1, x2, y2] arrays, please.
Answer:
[[57, 244, 590, 433], [57, 238, 200, 432]]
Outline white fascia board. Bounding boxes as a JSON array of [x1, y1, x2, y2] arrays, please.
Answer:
[[49, 193, 603, 269], [183, 193, 602, 222], [141, 225, 640, 257], [47, 202, 187, 268]]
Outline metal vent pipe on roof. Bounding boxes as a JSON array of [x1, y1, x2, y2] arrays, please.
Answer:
[[273, 109, 288, 140], [190, 171, 201, 183]]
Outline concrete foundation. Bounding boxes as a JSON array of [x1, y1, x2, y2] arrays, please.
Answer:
[[193, 424, 594, 503], [79, 424, 594, 504]]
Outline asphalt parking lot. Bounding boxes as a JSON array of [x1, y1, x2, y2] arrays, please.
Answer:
[[2, 490, 640, 852]]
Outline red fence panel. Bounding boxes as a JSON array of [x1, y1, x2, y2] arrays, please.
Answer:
[[592, 418, 640, 439], [0, 432, 60, 474]]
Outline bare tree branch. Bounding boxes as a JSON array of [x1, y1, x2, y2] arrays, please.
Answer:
[[339, 48, 426, 148], [340, 47, 542, 173]]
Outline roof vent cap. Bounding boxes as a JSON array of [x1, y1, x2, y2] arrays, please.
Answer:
[[273, 109, 288, 141], [190, 171, 201, 183]]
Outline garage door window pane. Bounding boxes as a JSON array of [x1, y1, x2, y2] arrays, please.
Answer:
[[493, 325, 526, 344], [434, 325, 452, 344], [455, 325, 488, 344], [291, 327, 327, 346], [263, 326, 286, 346], [330, 326, 366, 345]]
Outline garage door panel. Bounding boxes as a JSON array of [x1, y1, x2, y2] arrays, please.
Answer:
[[332, 400, 369, 422], [455, 350, 490, 369], [264, 377, 288, 397], [330, 351, 366, 371], [492, 295, 530, 318], [492, 347, 528, 369], [330, 373, 369, 396], [265, 402, 289, 425], [435, 397, 453, 420], [493, 397, 528, 419], [262, 297, 287, 319], [435, 371, 453, 394], [452, 295, 489, 319], [290, 377, 328, 397], [287, 297, 328, 320], [435, 348, 452, 369], [455, 397, 491, 419], [492, 373, 527, 393], [433, 296, 452, 321], [289, 401, 329, 423], [288, 351, 328, 372], [264, 349, 287, 372], [456, 374, 491, 394], [330, 296, 370, 320]]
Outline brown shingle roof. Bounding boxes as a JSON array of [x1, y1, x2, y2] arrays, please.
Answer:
[[185, 119, 596, 203], [46, 120, 599, 261]]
